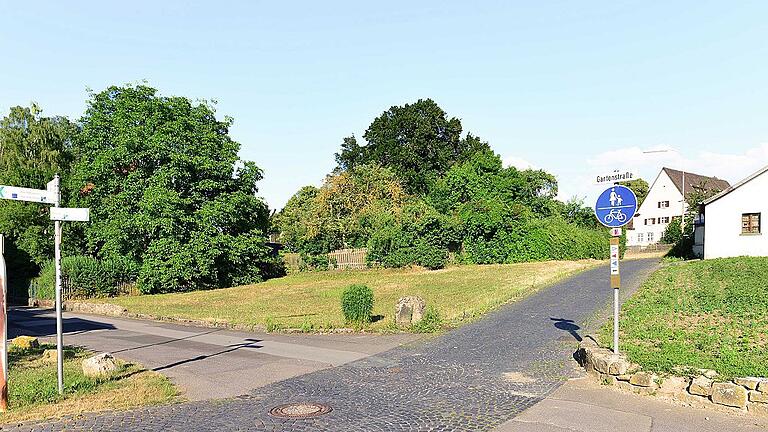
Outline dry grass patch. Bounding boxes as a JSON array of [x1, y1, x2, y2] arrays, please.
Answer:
[[0, 345, 179, 425], [99, 260, 599, 332]]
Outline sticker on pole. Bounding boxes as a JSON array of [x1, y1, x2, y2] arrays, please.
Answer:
[[610, 244, 620, 275], [594, 185, 637, 228]]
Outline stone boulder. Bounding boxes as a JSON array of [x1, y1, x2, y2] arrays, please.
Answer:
[[395, 296, 426, 326], [11, 336, 39, 350], [689, 376, 713, 396], [41, 349, 58, 363], [584, 347, 630, 375], [82, 353, 119, 377], [629, 372, 657, 388], [734, 377, 763, 390], [658, 376, 689, 395], [711, 382, 747, 408]]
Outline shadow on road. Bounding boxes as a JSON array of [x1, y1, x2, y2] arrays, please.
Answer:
[[8, 307, 116, 338], [152, 338, 264, 372], [550, 317, 582, 342]]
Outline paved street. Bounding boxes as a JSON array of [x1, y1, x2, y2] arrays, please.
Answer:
[[9, 309, 419, 401], [6, 259, 662, 431]]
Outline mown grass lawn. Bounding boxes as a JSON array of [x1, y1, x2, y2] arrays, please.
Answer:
[[1, 344, 179, 424], [101, 260, 599, 332], [600, 257, 768, 379]]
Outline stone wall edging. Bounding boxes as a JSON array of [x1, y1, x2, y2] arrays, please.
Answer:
[[576, 336, 768, 417]]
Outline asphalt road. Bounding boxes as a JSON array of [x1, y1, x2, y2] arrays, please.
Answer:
[[6, 259, 661, 431], [9, 308, 419, 400]]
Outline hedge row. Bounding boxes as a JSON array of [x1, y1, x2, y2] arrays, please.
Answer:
[[34, 256, 139, 300]]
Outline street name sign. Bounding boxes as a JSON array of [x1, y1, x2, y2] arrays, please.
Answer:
[[50, 208, 90, 222], [594, 169, 638, 185], [594, 185, 637, 228], [0, 185, 56, 204]]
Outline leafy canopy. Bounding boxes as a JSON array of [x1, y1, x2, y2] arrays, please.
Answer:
[[0, 105, 76, 283], [335, 99, 490, 194], [69, 84, 279, 292]]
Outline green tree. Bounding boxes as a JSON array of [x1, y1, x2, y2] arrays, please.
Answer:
[[618, 178, 649, 206], [334, 99, 490, 194], [667, 181, 726, 258], [69, 84, 281, 292], [0, 104, 76, 294], [661, 217, 682, 244], [275, 164, 406, 254]]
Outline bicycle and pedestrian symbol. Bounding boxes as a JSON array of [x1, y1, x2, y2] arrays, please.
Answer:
[[594, 185, 637, 228]]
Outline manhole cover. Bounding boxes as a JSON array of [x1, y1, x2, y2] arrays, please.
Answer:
[[269, 402, 332, 419]]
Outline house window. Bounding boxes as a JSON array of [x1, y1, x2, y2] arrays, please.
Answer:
[[637, 233, 644, 243], [658, 201, 670, 208], [644, 218, 656, 225], [742, 213, 761, 234], [659, 216, 670, 224], [647, 232, 654, 242]]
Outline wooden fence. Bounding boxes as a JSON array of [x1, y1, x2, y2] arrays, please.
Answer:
[[328, 248, 368, 270], [283, 248, 368, 272]]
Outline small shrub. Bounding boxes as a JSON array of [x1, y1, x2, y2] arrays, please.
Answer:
[[411, 306, 443, 333], [300, 319, 313, 333], [265, 317, 280, 332], [341, 284, 374, 324]]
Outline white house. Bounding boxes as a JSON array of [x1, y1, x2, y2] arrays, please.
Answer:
[[626, 167, 729, 247], [697, 164, 768, 259]]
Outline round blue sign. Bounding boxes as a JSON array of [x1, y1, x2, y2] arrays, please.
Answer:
[[594, 185, 637, 228]]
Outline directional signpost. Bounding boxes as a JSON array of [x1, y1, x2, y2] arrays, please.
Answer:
[[594, 184, 638, 355], [0, 176, 90, 400]]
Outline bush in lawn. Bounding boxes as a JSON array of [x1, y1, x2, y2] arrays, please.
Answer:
[[411, 307, 443, 333], [341, 284, 374, 324]]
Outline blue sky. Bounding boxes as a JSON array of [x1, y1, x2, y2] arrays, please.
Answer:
[[2, 1, 768, 208]]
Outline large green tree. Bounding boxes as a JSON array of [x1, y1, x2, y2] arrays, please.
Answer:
[[274, 164, 406, 254], [335, 99, 490, 194], [0, 105, 75, 293], [69, 85, 280, 292]]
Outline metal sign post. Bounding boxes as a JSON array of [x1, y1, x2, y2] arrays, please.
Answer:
[[610, 236, 621, 355], [0, 234, 8, 411], [595, 184, 638, 355], [49, 175, 65, 394], [0, 176, 89, 399]]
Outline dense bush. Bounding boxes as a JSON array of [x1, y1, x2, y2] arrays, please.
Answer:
[[34, 255, 139, 299], [341, 284, 374, 324], [365, 202, 457, 270]]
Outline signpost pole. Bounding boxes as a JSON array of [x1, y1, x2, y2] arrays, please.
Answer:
[[610, 235, 621, 355], [0, 234, 8, 411], [595, 184, 636, 356], [52, 175, 64, 394]]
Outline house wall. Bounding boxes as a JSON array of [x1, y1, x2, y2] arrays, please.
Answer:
[[626, 171, 685, 246], [704, 172, 768, 259]]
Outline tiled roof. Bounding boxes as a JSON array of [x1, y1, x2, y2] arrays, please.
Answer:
[[662, 167, 730, 198]]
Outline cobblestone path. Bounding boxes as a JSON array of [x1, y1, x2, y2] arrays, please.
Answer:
[[5, 259, 657, 432]]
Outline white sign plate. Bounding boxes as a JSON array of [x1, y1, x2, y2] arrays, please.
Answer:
[[610, 244, 620, 275], [50, 207, 90, 222], [0, 185, 56, 204], [595, 169, 639, 185], [610, 228, 622, 237]]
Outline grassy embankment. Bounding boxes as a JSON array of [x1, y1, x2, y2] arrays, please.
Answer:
[[99, 260, 599, 332], [600, 257, 768, 379], [1, 345, 179, 424]]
